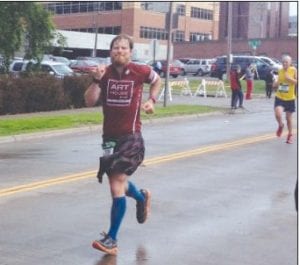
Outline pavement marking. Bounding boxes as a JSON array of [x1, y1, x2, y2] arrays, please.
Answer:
[[0, 131, 294, 198]]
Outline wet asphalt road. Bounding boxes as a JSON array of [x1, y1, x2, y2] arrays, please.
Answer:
[[0, 96, 297, 265]]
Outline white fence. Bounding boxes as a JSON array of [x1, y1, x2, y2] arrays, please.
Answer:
[[158, 78, 227, 101]]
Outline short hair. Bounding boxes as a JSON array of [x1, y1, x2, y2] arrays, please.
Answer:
[[282, 55, 292, 63], [110, 34, 134, 51]]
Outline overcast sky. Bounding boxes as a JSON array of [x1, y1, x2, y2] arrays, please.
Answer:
[[289, 2, 298, 16]]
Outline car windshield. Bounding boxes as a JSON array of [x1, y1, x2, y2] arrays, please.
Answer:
[[52, 64, 73, 74]]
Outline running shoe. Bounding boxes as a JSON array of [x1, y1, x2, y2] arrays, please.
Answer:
[[286, 134, 293, 144], [92, 232, 118, 255], [136, 189, 151, 224], [276, 124, 284, 137]]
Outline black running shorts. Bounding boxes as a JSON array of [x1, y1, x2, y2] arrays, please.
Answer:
[[97, 132, 145, 183], [274, 97, 296, 113]]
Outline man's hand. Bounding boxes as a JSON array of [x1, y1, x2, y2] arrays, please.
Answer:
[[142, 99, 155, 114], [91, 65, 107, 80]]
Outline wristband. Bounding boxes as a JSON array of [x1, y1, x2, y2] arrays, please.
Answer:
[[92, 76, 102, 84], [148, 96, 156, 104]]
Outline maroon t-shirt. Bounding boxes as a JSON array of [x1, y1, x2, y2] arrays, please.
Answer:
[[100, 62, 157, 138]]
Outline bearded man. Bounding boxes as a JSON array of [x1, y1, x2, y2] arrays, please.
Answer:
[[84, 34, 161, 255]]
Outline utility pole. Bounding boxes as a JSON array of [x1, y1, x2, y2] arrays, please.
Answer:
[[93, 12, 99, 57], [164, 1, 173, 107], [226, 2, 232, 81]]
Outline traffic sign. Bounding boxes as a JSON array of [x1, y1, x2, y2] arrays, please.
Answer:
[[248, 39, 261, 50]]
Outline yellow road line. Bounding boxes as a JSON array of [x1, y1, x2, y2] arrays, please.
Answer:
[[0, 132, 293, 197]]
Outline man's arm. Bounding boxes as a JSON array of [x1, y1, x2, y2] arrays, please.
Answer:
[[285, 68, 298, 85], [142, 75, 161, 114], [84, 65, 106, 107], [84, 82, 101, 107]]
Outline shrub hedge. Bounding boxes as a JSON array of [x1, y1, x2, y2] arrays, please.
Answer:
[[0, 73, 93, 115]]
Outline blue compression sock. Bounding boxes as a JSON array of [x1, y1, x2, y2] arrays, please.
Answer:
[[126, 181, 145, 202], [108, 196, 126, 241]]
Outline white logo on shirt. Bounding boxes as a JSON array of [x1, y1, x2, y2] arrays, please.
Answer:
[[107, 79, 134, 106]]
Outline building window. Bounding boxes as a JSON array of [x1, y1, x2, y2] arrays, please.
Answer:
[[44, 2, 122, 15], [140, 26, 168, 40], [141, 2, 152, 10], [191, 7, 213, 20], [173, 30, 185, 42], [140, 2, 169, 13], [189, 32, 210, 42], [68, 26, 121, 35], [176, 4, 185, 16]]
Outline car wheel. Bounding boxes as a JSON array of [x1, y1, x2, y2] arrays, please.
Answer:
[[171, 75, 178, 78], [197, 69, 203, 76]]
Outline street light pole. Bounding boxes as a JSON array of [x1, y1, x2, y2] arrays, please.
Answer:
[[164, 1, 173, 107]]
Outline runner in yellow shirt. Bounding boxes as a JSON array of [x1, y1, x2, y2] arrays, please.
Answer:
[[273, 55, 297, 144]]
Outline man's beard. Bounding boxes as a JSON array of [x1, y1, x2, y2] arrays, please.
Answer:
[[112, 54, 129, 67]]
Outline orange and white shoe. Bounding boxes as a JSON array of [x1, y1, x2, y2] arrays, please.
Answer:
[[92, 232, 118, 255], [136, 189, 151, 224]]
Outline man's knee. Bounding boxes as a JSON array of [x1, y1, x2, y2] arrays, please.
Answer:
[[109, 173, 127, 196]]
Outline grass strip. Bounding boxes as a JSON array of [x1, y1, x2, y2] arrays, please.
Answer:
[[0, 105, 221, 136]]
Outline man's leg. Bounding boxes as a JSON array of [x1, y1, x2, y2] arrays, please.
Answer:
[[246, 80, 252, 99], [274, 105, 284, 137], [286, 112, 293, 135], [92, 173, 127, 255], [286, 111, 293, 143], [238, 89, 244, 107], [107, 173, 127, 240], [126, 181, 151, 224]]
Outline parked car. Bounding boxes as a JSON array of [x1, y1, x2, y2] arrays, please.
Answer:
[[150, 60, 183, 78], [40, 61, 74, 78], [76, 56, 111, 66], [131, 59, 148, 65], [69, 59, 99, 73], [177, 58, 194, 64], [182, 58, 213, 76], [51, 56, 71, 66], [257, 56, 282, 73], [9, 59, 74, 78], [210, 55, 273, 80]]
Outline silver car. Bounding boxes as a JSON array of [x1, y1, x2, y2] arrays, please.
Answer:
[[182, 58, 213, 76]]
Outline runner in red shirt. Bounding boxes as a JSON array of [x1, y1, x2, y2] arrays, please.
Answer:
[[84, 34, 161, 255]]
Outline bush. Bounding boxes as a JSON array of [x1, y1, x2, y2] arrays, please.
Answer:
[[63, 74, 92, 109], [23, 73, 66, 112], [0, 75, 26, 114], [0, 73, 101, 115]]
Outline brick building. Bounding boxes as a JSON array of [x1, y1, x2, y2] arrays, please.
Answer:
[[42, 2, 295, 61], [219, 2, 290, 40], [43, 1, 220, 60]]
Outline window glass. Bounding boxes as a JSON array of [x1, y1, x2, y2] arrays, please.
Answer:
[[176, 4, 185, 16], [13, 62, 23, 71], [191, 7, 213, 20]]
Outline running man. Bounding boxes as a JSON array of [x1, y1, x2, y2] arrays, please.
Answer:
[[84, 34, 161, 255], [273, 55, 297, 144]]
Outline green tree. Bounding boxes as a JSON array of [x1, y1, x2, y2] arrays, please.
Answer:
[[0, 2, 54, 73]]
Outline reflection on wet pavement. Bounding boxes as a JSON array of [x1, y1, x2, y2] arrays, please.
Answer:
[[94, 246, 148, 265], [95, 254, 116, 265], [0, 148, 48, 160], [135, 246, 148, 265]]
